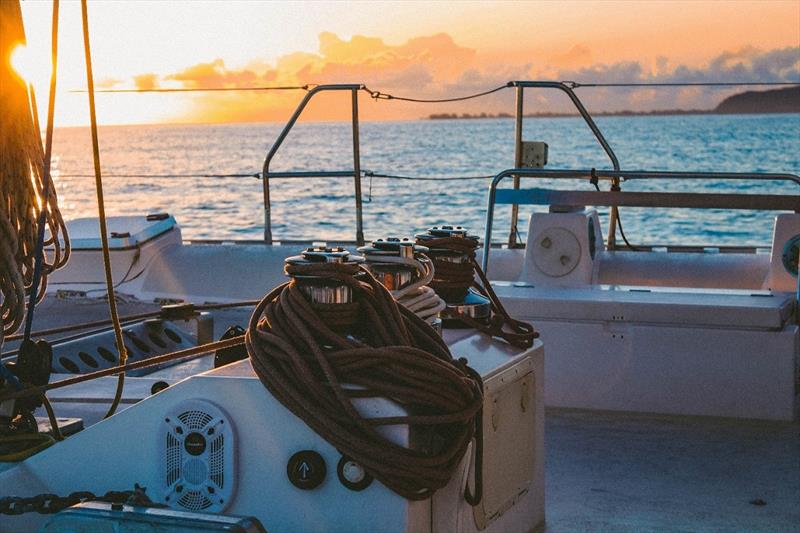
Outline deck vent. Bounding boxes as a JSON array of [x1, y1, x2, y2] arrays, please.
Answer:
[[50, 319, 196, 377], [160, 399, 235, 513]]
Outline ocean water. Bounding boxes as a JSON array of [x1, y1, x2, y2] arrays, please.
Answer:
[[50, 113, 800, 245]]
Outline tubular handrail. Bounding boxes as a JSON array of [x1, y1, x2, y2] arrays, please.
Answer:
[[482, 168, 800, 272], [509, 82, 620, 171], [507, 81, 622, 247], [259, 81, 797, 249], [261, 80, 627, 246], [261, 84, 364, 244]]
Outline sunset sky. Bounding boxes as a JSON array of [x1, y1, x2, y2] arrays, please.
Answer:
[[14, 0, 800, 126]]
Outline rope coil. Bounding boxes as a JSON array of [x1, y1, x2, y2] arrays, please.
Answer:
[[418, 236, 538, 349], [359, 251, 446, 327], [0, 0, 69, 350], [246, 261, 483, 500]]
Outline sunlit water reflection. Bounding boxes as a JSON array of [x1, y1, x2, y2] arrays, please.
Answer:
[[51, 114, 800, 245]]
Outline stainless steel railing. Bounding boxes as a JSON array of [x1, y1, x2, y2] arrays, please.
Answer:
[[260, 80, 630, 246], [261, 84, 365, 245], [482, 168, 800, 272], [506, 81, 622, 246]]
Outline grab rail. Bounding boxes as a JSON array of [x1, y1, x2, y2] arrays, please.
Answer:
[[482, 168, 800, 272], [260, 81, 797, 248], [507, 81, 622, 246], [261, 84, 364, 245], [260, 80, 628, 246]]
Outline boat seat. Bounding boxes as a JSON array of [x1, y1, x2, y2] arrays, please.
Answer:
[[59, 214, 177, 250], [494, 284, 795, 330], [597, 251, 770, 291]]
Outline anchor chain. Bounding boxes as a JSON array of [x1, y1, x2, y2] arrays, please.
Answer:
[[0, 484, 157, 515]]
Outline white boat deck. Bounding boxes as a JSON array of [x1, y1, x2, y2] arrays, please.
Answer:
[[3, 298, 798, 531]]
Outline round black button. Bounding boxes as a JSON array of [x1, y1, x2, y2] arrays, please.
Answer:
[[287, 450, 326, 490], [184, 432, 206, 456], [337, 456, 373, 491]]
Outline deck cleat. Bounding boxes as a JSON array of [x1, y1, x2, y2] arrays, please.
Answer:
[[415, 226, 491, 322]]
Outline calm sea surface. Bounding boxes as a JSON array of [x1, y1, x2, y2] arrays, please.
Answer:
[[51, 114, 800, 245]]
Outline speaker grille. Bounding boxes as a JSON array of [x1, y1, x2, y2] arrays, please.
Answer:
[[210, 434, 224, 488], [160, 400, 235, 513], [178, 410, 213, 431], [178, 490, 213, 511], [166, 432, 181, 486]]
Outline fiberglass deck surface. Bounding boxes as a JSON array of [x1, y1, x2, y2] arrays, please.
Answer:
[[544, 409, 799, 532], [3, 298, 799, 531]]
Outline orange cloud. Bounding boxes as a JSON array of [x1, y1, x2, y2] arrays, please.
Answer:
[[96, 77, 122, 89], [150, 32, 481, 122], [133, 73, 159, 91], [119, 32, 799, 123]]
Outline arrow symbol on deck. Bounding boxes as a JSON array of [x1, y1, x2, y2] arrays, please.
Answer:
[[298, 462, 311, 479]]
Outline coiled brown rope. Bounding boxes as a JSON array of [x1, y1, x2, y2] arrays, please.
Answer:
[[246, 262, 483, 500], [1, 0, 69, 349], [417, 236, 538, 349]]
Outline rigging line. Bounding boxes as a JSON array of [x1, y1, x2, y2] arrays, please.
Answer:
[[58, 173, 261, 179], [565, 81, 800, 88], [56, 172, 496, 181], [81, 0, 128, 419], [0, 336, 246, 403], [2, 299, 259, 346], [66, 80, 800, 96], [362, 171, 494, 181], [362, 83, 510, 103], [70, 85, 314, 93], [23, 0, 60, 342]]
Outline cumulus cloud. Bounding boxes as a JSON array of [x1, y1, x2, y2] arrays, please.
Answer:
[[121, 32, 799, 122], [550, 46, 800, 111], [133, 73, 159, 91], [96, 77, 122, 89]]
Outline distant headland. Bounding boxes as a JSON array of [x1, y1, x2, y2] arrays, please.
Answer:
[[428, 86, 800, 120]]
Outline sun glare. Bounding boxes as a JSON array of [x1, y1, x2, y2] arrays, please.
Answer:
[[9, 44, 34, 83]]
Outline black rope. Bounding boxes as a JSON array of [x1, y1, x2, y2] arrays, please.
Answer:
[[58, 173, 261, 179], [565, 80, 800, 88], [72, 85, 313, 94], [362, 83, 510, 103], [604, 180, 644, 252], [73, 80, 800, 97], [56, 171, 496, 181], [362, 171, 493, 181]]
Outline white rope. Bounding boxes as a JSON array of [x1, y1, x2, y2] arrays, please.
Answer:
[[364, 253, 446, 326]]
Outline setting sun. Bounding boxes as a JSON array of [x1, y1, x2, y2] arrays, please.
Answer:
[[13, 0, 800, 126], [8, 44, 35, 84], [0, 2, 798, 530]]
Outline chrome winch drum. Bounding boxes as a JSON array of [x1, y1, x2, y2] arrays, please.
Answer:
[[284, 247, 365, 305], [358, 237, 443, 334], [415, 226, 492, 322]]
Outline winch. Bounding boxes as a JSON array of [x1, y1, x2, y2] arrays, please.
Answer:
[[415, 226, 491, 322], [284, 247, 366, 305], [358, 237, 445, 333], [1, 339, 56, 460]]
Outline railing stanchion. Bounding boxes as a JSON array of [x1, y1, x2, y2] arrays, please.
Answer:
[[352, 88, 364, 246], [509, 86, 524, 247], [260, 84, 362, 244], [263, 175, 272, 244]]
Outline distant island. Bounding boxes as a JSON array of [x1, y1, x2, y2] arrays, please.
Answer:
[[428, 86, 800, 120]]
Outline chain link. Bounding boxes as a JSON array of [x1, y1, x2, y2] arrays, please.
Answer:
[[0, 485, 155, 515]]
